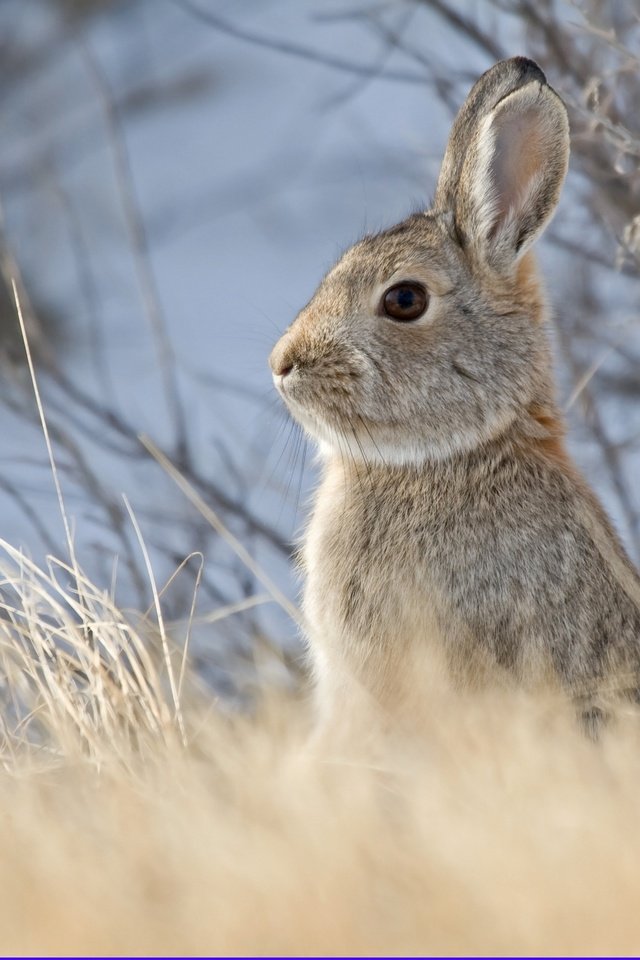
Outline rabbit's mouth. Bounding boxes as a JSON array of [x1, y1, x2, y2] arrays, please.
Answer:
[[277, 376, 353, 429], [274, 368, 370, 442], [275, 356, 364, 410]]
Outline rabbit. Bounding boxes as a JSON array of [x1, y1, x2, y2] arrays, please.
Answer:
[[269, 56, 640, 735]]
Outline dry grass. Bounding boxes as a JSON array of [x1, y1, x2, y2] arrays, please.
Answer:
[[1, 533, 640, 957]]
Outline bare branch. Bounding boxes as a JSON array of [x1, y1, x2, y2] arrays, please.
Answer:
[[173, 0, 427, 85]]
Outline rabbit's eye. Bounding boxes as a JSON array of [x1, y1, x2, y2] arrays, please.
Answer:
[[381, 282, 428, 322]]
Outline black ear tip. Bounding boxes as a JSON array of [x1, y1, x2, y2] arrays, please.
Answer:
[[474, 57, 549, 105], [508, 56, 547, 87]]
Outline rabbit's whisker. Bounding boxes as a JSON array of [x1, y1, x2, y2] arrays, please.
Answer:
[[356, 414, 388, 470]]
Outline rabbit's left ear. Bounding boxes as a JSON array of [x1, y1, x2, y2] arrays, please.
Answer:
[[443, 75, 569, 270]]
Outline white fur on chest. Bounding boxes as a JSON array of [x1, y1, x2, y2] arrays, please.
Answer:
[[301, 461, 449, 721]]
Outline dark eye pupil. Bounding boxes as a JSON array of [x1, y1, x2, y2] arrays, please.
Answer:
[[396, 288, 415, 309], [381, 282, 428, 322]]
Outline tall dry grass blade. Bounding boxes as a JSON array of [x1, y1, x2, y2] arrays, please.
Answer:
[[123, 495, 186, 745], [12, 280, 77, 576], [177, 551, 202, 704], [139, 433, 301, 625]]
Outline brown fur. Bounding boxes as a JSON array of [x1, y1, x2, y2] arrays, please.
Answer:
[[270, 58, 640, 734], [523, 402, 573, 470], [515, 251, 544, 322]]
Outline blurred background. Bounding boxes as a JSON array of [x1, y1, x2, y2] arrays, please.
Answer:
[[0, 0, 638, 699]]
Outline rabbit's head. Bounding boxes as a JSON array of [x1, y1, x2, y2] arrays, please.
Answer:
[[270, 57, 570, 464]]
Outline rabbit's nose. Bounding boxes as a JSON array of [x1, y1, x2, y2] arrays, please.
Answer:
[[269, 341, 296, 378]]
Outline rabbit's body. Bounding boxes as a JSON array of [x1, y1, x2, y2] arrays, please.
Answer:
[[270, 57, 640, 728], [304, 420, 640, 724]]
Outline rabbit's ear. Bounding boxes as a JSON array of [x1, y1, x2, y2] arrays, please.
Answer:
[[434, 58, 569, 269]]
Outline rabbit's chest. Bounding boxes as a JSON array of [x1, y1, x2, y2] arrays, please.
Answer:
[[302, 473, 446, 659]]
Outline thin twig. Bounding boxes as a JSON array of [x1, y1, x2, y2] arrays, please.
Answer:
[[77, 36, 190, 466]]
